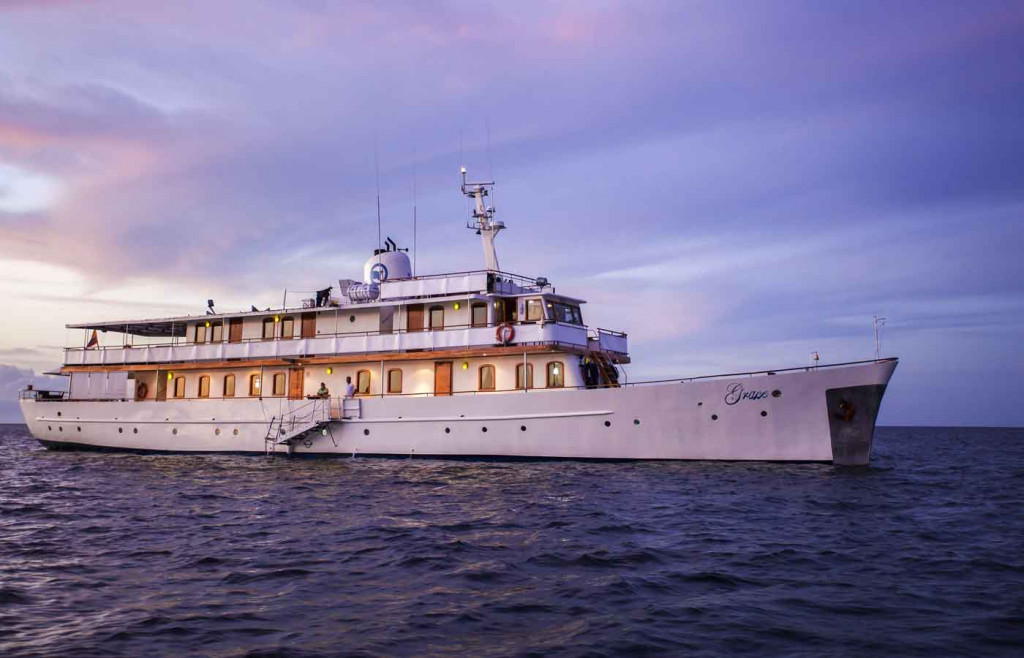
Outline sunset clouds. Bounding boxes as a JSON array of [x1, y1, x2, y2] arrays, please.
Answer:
[[1, 0, 1023, 424]]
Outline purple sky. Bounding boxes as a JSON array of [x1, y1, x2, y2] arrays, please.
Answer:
[[2, 0, 1023, 425]]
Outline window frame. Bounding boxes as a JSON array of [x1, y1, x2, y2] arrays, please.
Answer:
[[356, 369, 371, 396], [546, 361, 565, 388], [173, 376, 186, 398], [515, 363, 534, 390], [525, 298, 543, 323], [249, 374, 261, 397], [387, 368, 403, 394], [223, 374, 235, 398], [194, 324, 207, 343], [280, 316, 294, 340], [272, 373, 286, 396], [198, 375, 211, 398], [210, 322, 223, 342], [429, 305, 445, 331], [478, 364, 496, 391], [471, 303, 488, 328], [262, 318, 275, 340]]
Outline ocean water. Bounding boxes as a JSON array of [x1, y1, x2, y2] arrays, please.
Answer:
[[1, 425, 1022, 657]]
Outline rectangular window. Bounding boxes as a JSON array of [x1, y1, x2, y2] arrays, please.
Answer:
[[479, 365, 495, 391], [224, 374, 235, 397], [549, 303, 584, 325], [210, 322, 223, 342], [262, 319, 275, 339], [272, 373, 285, 396], [281, 317, 294, 340], [356, 370, 371, 395], [174, 376, 186, 398], [387, 369, 402, 394], [198, 375, 210, 398], [429, 306, 444, 330], [249, 374, 261, 396], [516, 363, 534, 390], [194, 324, 207, 343], [526, 299, 543, 322], [472, 303, 488, 328], [546, 362, 564, 388]]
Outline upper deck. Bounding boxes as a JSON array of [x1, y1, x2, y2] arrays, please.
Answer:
[[62, 269, 629, 370]]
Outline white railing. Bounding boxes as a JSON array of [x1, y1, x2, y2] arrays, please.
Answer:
[[596, 328, 629, 355], [65, 322, 592, 366]]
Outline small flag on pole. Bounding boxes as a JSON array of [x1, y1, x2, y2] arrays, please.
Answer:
[[86, 330, 99, 349]]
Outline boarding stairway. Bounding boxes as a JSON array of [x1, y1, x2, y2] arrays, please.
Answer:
[[591, 351, 621, 388], [264, 397, 333, 455]]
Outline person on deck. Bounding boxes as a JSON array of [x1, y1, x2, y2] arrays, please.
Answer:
[[344, 376, 355, 399], [317, 382, 329, 398]]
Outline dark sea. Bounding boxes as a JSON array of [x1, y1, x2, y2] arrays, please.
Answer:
[[2, 425, 1023, 657]]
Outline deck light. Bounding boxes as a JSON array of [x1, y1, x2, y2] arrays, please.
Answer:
[[274, 316, 280, 323], [454, 302, 460, 310], [204, 321, 211, 328], [167, 372, 174, 380], [326, 367, 333, 375], [462, 361, 468, 370]]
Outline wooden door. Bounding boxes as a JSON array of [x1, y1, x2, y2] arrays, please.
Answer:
[[288, 367, 304, 400], [155, 371, 168, 401], [407, 304, 424, 332], [228, 319, 243, 343], [301, 313, 316, 339], [434, 362, 453, 396]]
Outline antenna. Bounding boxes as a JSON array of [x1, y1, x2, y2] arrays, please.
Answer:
[[412, 148, 418, 277], [461, 167, 504, 271], [873, 315, 887, 359], [374, 136, 382, 254]]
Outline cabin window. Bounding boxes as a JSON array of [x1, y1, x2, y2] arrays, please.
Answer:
[[471, 303, 488, 328], [429, 305, 444, 330], [525, 299, 543, 322], [249, 374, 261, 396], [479, 365, 496, 391], [194, 324, 207, 343], [210, 322, 223, 342], [272, 373, 285, 396], [356, 370, 371, 395], [223, 374, 235, 398], [173, 376, 186, 398], [516, 363, 534, 390], [546, 362, 565, 388], [198, 375, 211, 398], [281, 316, 294, 340], [549, 302, 583, 325], [387, 369, 403, 394], [262, 318, 275, 339]]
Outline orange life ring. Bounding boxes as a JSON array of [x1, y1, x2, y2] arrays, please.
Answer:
[[496, 322, 515, 345], [136, 382, 149, 399]]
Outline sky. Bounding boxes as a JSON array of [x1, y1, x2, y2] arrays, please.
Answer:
[[1, 0, 1023, 425]]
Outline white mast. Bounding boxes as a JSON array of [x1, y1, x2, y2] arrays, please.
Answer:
[[461, 167, 505, 271]]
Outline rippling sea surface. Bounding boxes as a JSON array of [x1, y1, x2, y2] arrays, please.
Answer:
[[2, 425, 1024, 657]]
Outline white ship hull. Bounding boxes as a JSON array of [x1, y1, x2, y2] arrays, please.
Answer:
[[21, 359, 897, 465]]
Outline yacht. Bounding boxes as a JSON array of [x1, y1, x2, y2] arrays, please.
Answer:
[[19, 170, 897, 465]]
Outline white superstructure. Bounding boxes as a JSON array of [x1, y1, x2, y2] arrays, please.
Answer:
[[20, 171, 897, 465]]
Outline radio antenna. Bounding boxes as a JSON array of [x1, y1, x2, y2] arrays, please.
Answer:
[[412, 147, 418, 277], [374, 136, 382, 253]]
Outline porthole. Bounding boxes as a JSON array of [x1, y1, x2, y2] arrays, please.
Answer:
[[172, 428, 178, 435], [633, 419, 641, 426], [215, 428, 221, 435], [445, 427, 451, 434], [761, 411, 768, 417], [349, 315, 356, 323], [118, 427, 123, 433], [58, 426, 62, 432], [57, 411, 62, 417], [604, 420, 611, 427], [482, 427, 488, 433], [47, 426, 52, 431], [133, 428, 138, 434], [697, 402, 703, 407], [363, 428, 370, 436], [521, 425, 527, 432], [233, 428, 239, 436], [77, 426, 81, 432], [772, 389, 781, 398], [711, 414, 719, 421]]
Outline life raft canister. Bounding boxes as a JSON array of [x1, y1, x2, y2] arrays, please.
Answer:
[[136, 382, 149, 399], [496, 322, 515, 345]]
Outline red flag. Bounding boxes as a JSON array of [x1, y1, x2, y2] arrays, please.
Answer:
[[85, 330, 99, 349]]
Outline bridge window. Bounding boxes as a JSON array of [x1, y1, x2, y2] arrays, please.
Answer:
[[262, 318, 275, 339], [223, 374, 235, 398], [429, 305, 444, 330], [281, 316, 294, 340], [516, 363, 534, 390], [387, 369, 403, 394], [173, 376, 186, 398], [249, 374, 261, 396], [198, 375, 210, 398], [549, 302, 583, 325], [356, 370, 371, 395], [546, 362, 564, 388], [272, 373, 285, 396], [525, 299, 543, 322], [471, 303, 488, 328], [479, 364, 495, 391]]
